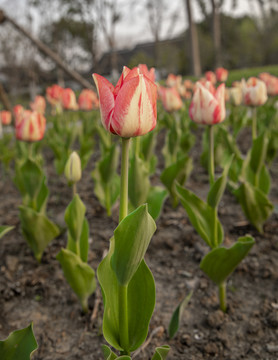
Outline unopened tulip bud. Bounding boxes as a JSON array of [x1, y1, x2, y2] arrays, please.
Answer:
[[64, 151, 82, 184]]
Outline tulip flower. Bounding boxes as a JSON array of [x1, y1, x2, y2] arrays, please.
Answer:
[[0, 111, 12, 125], [138, 64, 155, 82], [30, 95, 46, 114], [229, 87, 243, 106], [205, 71, 217, 85], [158, 85, 183, 112], [13, 105, 24, 127], [64, 151, 82, 195], [189, 82, 226, 125], [46, 84, 63, 106], [15, 110, 46, 142], [259, 73, 278, 96], [241, 77, 268, 107], [215, 67, 228, 82], [93, 66, 157, 138], [78, 89, 99, 111], [61, 88, 78, 110]]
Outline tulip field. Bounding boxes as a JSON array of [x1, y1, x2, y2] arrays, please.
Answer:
[[0, 65, 278, 360]]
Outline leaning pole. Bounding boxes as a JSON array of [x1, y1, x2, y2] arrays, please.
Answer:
[[0, 9, 94, 91]]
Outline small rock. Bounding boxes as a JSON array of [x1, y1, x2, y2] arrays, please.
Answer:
[[266, 344, 278, 353], [5, 256, 18, 273], [207, 310, 225, 328], [267, 311, 278, 328], [181, 333, 192, 346], [204, 342, 218, 355], [247, 318, 261, 334]]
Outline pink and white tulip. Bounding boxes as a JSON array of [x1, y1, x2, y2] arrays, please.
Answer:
[[158, 86, 183, 112], [205, 71, 217, 85], [46, 84, 63, 106], [242, 77, 268, 107], [0, 111, 12, 125], [78, 89, 99, 111], [61, 88, 78, 110], [138, 64, 156, 82], [259, 73, 278, 96], [215, 67, 228, 82], [15, 110, 46, 142], [229, 87, 243, 106], [30, 95, 46, 114], [189, 82, 226, 125], [93, 66, 157, 138]]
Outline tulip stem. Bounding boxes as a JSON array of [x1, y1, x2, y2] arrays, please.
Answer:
[[72, 183, 77, 198], [208, 125, 215, 186], [119, 284, 130, 355], [119, 137, 130, 222], [252, 107, 257, 141], [219, 282, 227, 312], [134, 136, 140, 157], [28, 143, 33, 159]]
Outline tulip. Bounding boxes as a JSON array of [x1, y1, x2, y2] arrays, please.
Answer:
[[30, 95, 46, 114], [166, 73, 181, 88], [61, 88, 78, 110], [215, 67, 228, 82], [0, 111, 12, 125], [46, 84, 63, 106], [138, 64, 155, 82], [205, 71, 217, 85], [158, 86, 183, 112], [15, 110, 46, 142], [93, 66, 157, 138], [229, 87, 243, 106], [13, 105, 24, 126], [78, 89, 99, 111], [241, 77, 268, 107], [189, 82, 226, 125], [64, 151, 82, 184], [259, 73, 278, 96]]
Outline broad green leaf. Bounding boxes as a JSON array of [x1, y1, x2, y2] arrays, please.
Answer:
[[168, 291, 193, 339], [0, 226, 14, 239], [128, 155, 150, 209], [79, 218, 89, 263], [258, 165, 271, 195], [19, 206, 60, 262], [36, 176, 49, 213], [234, 182, 273, 233], [200, 236, 255, 285], [151, 345, 171, 360], [56, 248, 96, 311], [64, 194, 86, 243], [99, 144, 120, 185], [176, 184, 223, 248], [141, 130, 156, 163], [101, 345, 117, 360], [111, 204, 156, 286], [146, 186, 168, 220], [207, 155, 233, 209], [20, 159, 43, 201], [98, 238, 155, 352], [0, 323, 37, 360], [249, 132, 268, 175]]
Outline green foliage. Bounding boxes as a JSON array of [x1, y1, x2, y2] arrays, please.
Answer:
[[200, 236, 255, 285], [168, 291, 193, 339], [0, 226, 14, 240], [151, 345, 171, 360], [0, 323, 37, 360]]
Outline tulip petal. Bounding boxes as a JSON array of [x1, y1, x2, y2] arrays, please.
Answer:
[[93, 74, 115, 133]]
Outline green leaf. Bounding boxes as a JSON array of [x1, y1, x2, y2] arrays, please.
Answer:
[[0, 323, 38, 360], [200, 236, 255, 285], [176, 184, 223, 248], [111, 204, 156, 286], [36, 176, 49, 213], [64, 194, 86, 244], [168, 291, 193, 339], [151, 345, 171, 360], [56, 248, 96, 310], [207, 155, 233, 209], [0, 226, 14, 239], [79, 218, 89, 263], [249, 132, 268, 175], [258, 165, 271, 195], [99, 144, 120, 185], [141, 130, 156, 163], [146, 186, 168, 220], [98, 239, 155, 352], [101, 345, 118, 360], [19, 206, 60, 262], [128, 155, 150, 209], [234, 182, 273, 233]]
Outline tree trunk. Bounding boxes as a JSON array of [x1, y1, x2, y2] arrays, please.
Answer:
[[211, 0, 222, 68], [184, 0, 201, 76]]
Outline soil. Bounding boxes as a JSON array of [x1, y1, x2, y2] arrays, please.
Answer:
[[0, 127, 278, 360]]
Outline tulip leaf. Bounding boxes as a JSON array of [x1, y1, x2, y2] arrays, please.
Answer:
[[98, 238, 155, 352], [19, 159, 43, 201], [56, 248, 96, 311], [0, 225, 14, 239], [36, 176, 49, 213], [249, 132, 268, 176], [64, 194, 86, 243], [101, 345, 118, 360], [19, 205, 60, 262], [147, 186, 168, 220], [234, 182, 273, 233], [141, 130, 156, 164], [99, 144, 120, 185], [79, 218, 90, 263], [207, 155, 233, 209], [200, 236, 255, 285], [151, 345, 171, 360], [128, 155, 150, 209], [176, 184, 223, 248], [111, 204, 156, 286], [0, 323, 38, 360], [168, 291, 193, 339]]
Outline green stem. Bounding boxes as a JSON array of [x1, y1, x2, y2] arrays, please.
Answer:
[[81, 297, 89, 313], [208, 125, 215, 186], [28, 142, 33, 159], [119, 137, 130, 222], [212, 207, 218, 249], [105, 183, 111, 216], [72, 183, 77, 198], [119, 284, 130, 355], [252, 107, 257, 141], [219, 282, 227, 312], [134, 136, 140, 157]]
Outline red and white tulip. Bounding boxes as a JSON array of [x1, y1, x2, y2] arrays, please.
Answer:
[[30, 95, 46, 114], [205, 71, 217, 85], [61, 88, 78, 110], [189, 82, 226, 125], [259, 72, 278, 96], [78, 89, 99, 111], [0, 111, 12, 125], [93, 66, 157, 138], [158, 86, 183, 112], [215, 67, 228, 82], [46, 84, 63, 106], [15, 110, 46, 142], [138, 64, 156, 82], [242, 77, 268, 107]]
